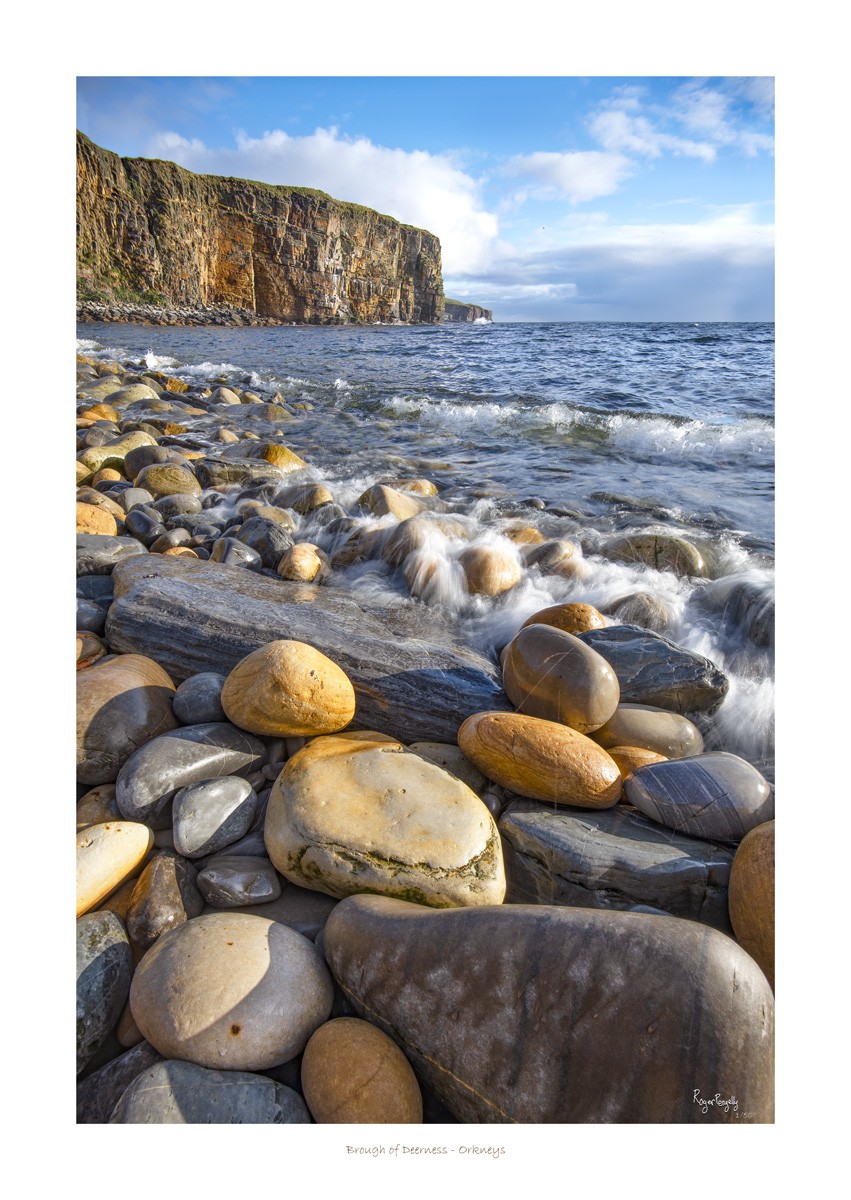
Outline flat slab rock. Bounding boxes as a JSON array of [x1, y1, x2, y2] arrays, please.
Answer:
[[577, 624, 729, 714], [106, 556, 509, 744], [498, 798, 733, 931]]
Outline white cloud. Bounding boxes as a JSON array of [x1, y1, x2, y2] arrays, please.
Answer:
[[589, 109, 716, 162], [505, 150, 633, 203], [144, 126, 498, 275]]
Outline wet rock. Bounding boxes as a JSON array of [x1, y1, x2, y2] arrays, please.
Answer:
[[236, 515, 295, 569], [521, 601, 606, 635], [212, 884, 338, 939], [77, 1041, 164, 1123], [171, 672, 227, 725], [503, 624, 620, 733], [194, 457, 287, 488], [129, 912, 334, 1070], [77, 653, 178, 784], [358, 483, 426, 521], [126, 851, 203, 948], [123, 509, 167, 545], [459, 544, 522, 596], [578, 625, 729, 714], [604, 592, 673, 633], [221, 639, 356, 737], [109, 1059, 311, 1123], [277, 542, 329, 582], [115, 722, 266, 830], [76, 534, 148, 576], [301, 1017, 423, 1123], [625, 752, 774, 842], [106, 556, 510, 743], [728, 820, 774, 988], [77, 430, 158, 480], [197, 854, 282, 907], [77, 821, 154, 917], [76, 502, 119, 536], [265, 735, 505, 907], [323, 895, 775, 1123], [590, 703, 704, 758], [499, 799, 733, 929], [133, 463, 201, 499], [77, 783, 121, 831], [77, 911, 133, 1074], [77, 597, 107, 634], [608, 746, 667, 776], [603, 533, 706, 577], [209, 536, 263, 570], [172, 775, 257, 857]]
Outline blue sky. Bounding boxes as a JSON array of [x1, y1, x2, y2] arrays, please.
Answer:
[[77, 76, 774, 322]]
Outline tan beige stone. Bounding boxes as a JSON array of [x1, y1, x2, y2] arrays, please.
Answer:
[[357, 483, 425, 521], [117, 1003, 144, 1048], [459, 544, 522, 596], [503, 624, 620, 733], [458, 711, 622, 808], [393, 479, 438, 496], [133, 463, 201, 499], [77, 784, 121, 831], [302, 1017, 423, 1123], [160, 546, 199, 558], [608, 745, 668, 779], [76, 460, 92, 485], [75, 487, 126, 520], [503, 525, 545, 546], [382, 513, 467, 567], [129, 912, 334, 1070], [217, 427, 240, 443], [76, 502, 118, 536], [90, 467, 123, 485], [239, 503, 298, 531], [277, 543, 329, 582], [265, 736, 506, 907], [77, 821, 154, 917], [521, 601, 606, 636], [523, 538, 578, 574], [164, 377, 189, 394], [259, 442, 307, 473], [221, 639, 356, 737], [590, 703, 704, 759], [76, 631, 107, 669], [76, 430, 158, 478], [277, 483, 334, 513], [729, 820, 774, 989], [604, 534, 706, 577], [408, 741, 486, 793]]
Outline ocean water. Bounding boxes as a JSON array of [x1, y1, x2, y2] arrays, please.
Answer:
[[77, 319, 775, 776]]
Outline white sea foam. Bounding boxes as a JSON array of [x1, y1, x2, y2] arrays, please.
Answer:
[[333, 378, 352, 391], [144, 350, 179, 370], [605, 414, 774, 457]]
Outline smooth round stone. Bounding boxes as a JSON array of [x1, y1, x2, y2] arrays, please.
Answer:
[[625, 753, 774, 842], [77, 911, 133, 1074], [302, 1017, 423, 1123], [606, 591, 673, 633], [77, 784, 121, 830], [458, 712, 621, 808], [77, 430, 158, 479], [213, 885, 339, 939], [210, 536, 263, 570], [120, 487, 156, 513], [123, 509, 167, 544], [76, 534, 148, 576], [77, 597, 107, 635], [109, 1059, 310, 1123], [277, 542, 329, 582], [522, 538, 577, 574], [129, 912, 333, 1070], [604, 533, 707, 577], [77, 653, 178, 785], [728, 820, 774, 988], [115, 722, 266, 831], [236, 515, 295, 569], [382, 513, 468, 567], [257, 442, 306, 472], [77, 630, 107, 668], [197, 855, 282, 907], [221, 639, 356, 737], [277, 482, 335, 513], [240, 502, 298, 532], [265, 736, 505, 907], [323, 896, 775, 1123], [77, 822, 155, 917], [608, 746, 668, 778], [211, 386, 242, 405], [77, 1042, 165, 1123], [458, 544, 522, 596], [503, 624, 620, 733], [521, 601, 606, 636], [207, 829, 269, 859], [76, 502, 119, 536], [126, 851, 203, 948], [503, 524, 545, 545], [153, 492, 203, 520], [358, 483, 425, 521], [148, 527, 191, 554], [134, 463, 201, 499], [591, 703, 704, 759], [77, 486, 127, 519], [407, 741, 486, 793], [172, 775, 256, 858], [161, 546, 199, 559]]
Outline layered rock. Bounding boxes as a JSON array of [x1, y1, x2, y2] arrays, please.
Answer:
[[77, 132, 444, 324], [443, 298, 492, 322]]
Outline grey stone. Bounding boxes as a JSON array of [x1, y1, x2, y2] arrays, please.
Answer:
[[120, 488, 156, 513], [236, 515, 295, 569], [209, 828, 268, 859], [172, 672, 227, 724], [210, 536, 263, 570], [115, 722, 266, 830], [194, 457, 287, 488], [197, 855, 282, 907], [76, 576, 114, 602], [109, 1060, 311, 1123], [126, 851, 204, 948], [76, 534, 148, 576], [498, 798, 733, 930], [77, 598, 107, 634], [205, 884, 338, 939], [578, 624, 729, 714], [123, 509, 167, 545], [77, 911, 133, 1075], [106, 556, 510, 743], [624, 752, 774, 843], [153, 493, 203, 520], [172, 776, 258, 858], [77, 1041, 165, 1123]]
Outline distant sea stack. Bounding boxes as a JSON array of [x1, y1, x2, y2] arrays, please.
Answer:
[[75, 132, 446, 326], [443, 298, 493, 323]]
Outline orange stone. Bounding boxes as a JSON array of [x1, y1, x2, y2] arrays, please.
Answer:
[[301, 1018, 423, 1123], [728, 820, 774, 989]]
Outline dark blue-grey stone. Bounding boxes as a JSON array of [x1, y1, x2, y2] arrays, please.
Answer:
[[108, 1060, 311, 1123], [194, 457, 286, 488], [578, 624, 728, 714], [149, 528, 191, 553], [498, 798, 733, 930], [124, 509, 167, 544], [172, 672, 227, 725], [197, 855, 282, 907], [120, 488, 156, 513], [210, 536, 263, 571], [77, 534, 148, 576], [77, 1041, 165, 1123], [77, 911, 133, 1075], [211, 884, 338, 939], [77, 598, 107, 634], [77, 575, 114, 602], [172, 775, 257, 858], [125, 851, 203, 948], [236, 515, 294, 569], [115, 722, 266, 830], [153, 493, 203, 520], [624, 752, 774, 843]]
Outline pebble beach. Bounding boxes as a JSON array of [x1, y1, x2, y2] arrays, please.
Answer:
[[76, 326, 775, 1125]]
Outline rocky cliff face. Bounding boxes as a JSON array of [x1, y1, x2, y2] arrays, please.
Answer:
[[443, 298, 492, 322], [76, 132, 445, 325]]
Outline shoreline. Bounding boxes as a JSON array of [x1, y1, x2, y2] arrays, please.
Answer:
[[77, 300, 443, 329]]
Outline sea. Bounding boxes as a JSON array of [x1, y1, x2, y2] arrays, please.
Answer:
[[76, 319, 775, 778]]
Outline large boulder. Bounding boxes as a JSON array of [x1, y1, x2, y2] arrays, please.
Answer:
[[105, 556, 509, 743], [109, 1060, 311, 1123], [323, 896, 775, 1123]]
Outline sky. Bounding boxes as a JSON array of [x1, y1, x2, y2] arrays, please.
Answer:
[[76, 76, 773, 322]]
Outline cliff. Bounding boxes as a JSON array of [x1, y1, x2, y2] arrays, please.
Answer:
[[443, 298, 492, 323], [76, 132, 444, 325]]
